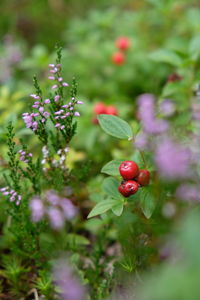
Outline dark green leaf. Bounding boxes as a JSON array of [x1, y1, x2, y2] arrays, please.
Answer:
[[101, 159, 124, 176], [97, 114, 133, 139], [140, 188, 156, 219]]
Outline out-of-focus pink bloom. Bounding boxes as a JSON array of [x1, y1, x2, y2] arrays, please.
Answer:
[[155, 137, 191, 180], [53, 259, 86, 300]]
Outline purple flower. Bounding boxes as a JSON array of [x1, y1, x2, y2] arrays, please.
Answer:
[[0, 186, 22, 205], [134, 132, 148, 150], [62, 82, 69, 87], [74, 112, 80, 117], [44, 99, 50, 104], [52, 84, 58, 89], [47, 207, 64, 229], [138, 94, 168, 134], [43, 111, 50, 118], [155, 137, 191, 180], [48, 76, 55, 80], [53, 259, 86, 300], [159, 99, 175, 117], [60, 199, 77, 219], [54, 95, 60, 102], [30, 197, 44, 222], [176, 184, 200, 202], [39, 107, 44, 113]]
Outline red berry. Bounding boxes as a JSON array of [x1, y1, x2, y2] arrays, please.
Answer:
[[167, 73, 182, 83], [92, 117, 99, 125], [115, 37, 130, 51], [112, 52, 125, 65], [136, 169, 150, 186], [93, 102, 107, 114], [118, 180, 139, 197], [119, 161, 139, 180], [106, 105, 118, 116]]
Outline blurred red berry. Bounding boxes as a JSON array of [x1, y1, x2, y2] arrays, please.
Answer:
[[118, 180, 139, 197], [92, 117, 99, 125], [119, 161, 139, 180], [136, 169, 150, 186], [106, 105, 118, 116], [93, 102, 107, 114], [167, 73, 182, 83], [112, 52, 125, 65], [115, 37, 130, 51]]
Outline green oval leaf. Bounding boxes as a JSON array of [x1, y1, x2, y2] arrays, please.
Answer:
[[101, 159, 124, 176], [112, 202, 124, 216], [102, 177, 122, 200], [140, 187, 156, 219], [149, 49, 182, 67], [97, 114, 133, 139], [87, 199, 117, 218]]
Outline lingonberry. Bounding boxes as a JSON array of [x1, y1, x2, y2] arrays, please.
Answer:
[[106, 105, 118, 116], [167, 73, 182, 83], [93, 102, 107, 114], [112, 52, 125, 65], [136, 169, 150, 186], [118, 180, 139, 197], [119, 161, 139, 180], [115, 37, 130, 51]]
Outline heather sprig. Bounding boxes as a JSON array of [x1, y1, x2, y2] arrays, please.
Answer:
[[6, 122, 21, 193], [22, 47, 82, 149]]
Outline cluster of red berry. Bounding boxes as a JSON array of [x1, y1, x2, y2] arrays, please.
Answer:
[[118, 161, 150, 197], [92, 102, 118, 124], [112, 36, 130, 65]]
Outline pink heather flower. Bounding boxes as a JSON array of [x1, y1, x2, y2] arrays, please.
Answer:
[[39, 107, 44, 113], [43, 111, 50, 118], [65, 112, 71, 117], [55, 123, 61, 128], [50, 69, 57, 73], [138, 94, 168, 134], [53, 259, 86, 300], [60, 125, 65, 130], [55, 110, 64, 115], [48, 76, 55, 80], [159, 99, 175, 117], [52, 84, 58, 89], [62, 105, 68, 108], [46, 190, 60, 205], [70, 107, 74, 111], [32, 104, 39, 108], [60, 199, 77, 219], [49, 64, 55, 68], [74, 112, 80, 117], [30, 197, 44, 222], [44, 99, 50, 104], [155, 137, 191, 180], [0, 187, 22, 205], [0, 187, 8, 192], [58, 77, 63, 82], [30, 94, 40, 100], [176, 184, 200, 202], [77, 100, 84, 104], [54, 95, 60, 102], [62, 82, 69, 87], [32, 121, 38, 131], [134, 132, 148, 150], [47, 207, 64, 229]]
